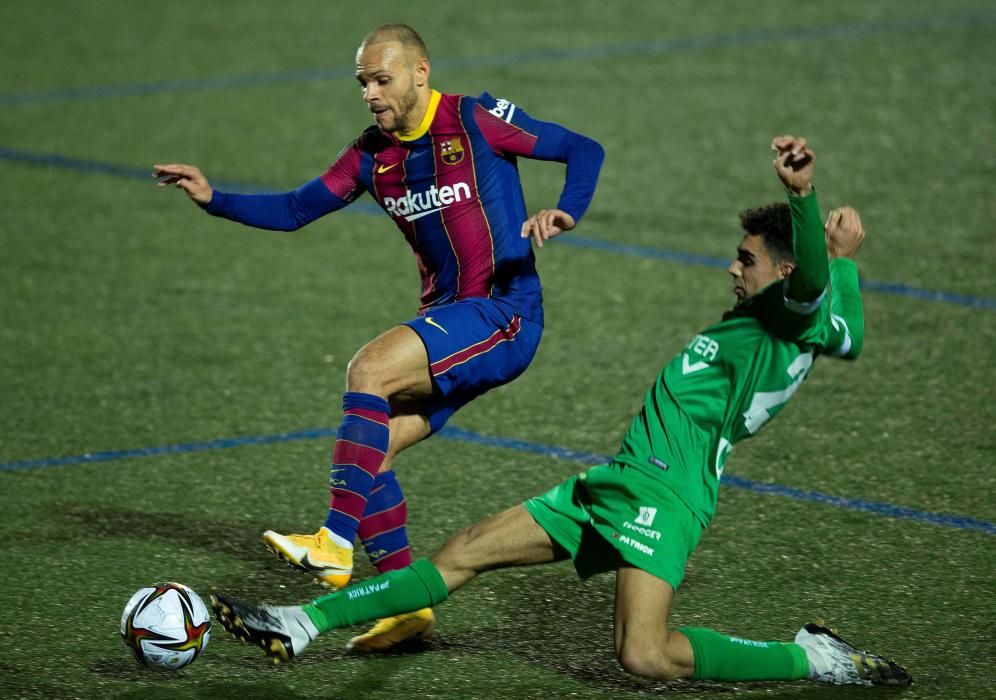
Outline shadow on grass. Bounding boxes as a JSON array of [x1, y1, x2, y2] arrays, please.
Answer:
[[89, 657, 309, 699], [53, 505, 847, 698], [54, 502, 323, 600], [56, 502, 267, 561]]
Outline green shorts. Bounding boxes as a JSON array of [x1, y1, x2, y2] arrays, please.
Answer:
[[524, 462, 702, 590]]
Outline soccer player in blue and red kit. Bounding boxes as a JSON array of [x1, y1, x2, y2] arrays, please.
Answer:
[[152, 23, 604, 650]]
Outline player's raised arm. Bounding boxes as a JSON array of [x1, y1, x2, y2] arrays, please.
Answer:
[[771, 135, 829, 310], [824, 207, 866, 359]]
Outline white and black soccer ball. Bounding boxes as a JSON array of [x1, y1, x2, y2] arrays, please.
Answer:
[[120, 582, 211, 670]]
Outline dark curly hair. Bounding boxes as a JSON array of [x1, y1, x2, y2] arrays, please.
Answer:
[[738, 203, 796, 265]]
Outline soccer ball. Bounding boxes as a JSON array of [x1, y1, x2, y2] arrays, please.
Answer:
[[120, 582, 211, 670]]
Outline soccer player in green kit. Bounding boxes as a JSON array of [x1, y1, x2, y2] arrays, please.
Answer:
[[211, 135, 912, 688]]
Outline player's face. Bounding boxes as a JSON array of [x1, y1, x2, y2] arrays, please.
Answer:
[[727, 234, 786, 305], [355, 41, 425, 133]]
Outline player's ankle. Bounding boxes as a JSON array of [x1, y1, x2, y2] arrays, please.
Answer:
[[302, 603, 330, 634], [321, 526, 355, 550]]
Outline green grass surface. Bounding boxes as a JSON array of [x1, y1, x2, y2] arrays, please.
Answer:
[[1, 2, 994, 698]]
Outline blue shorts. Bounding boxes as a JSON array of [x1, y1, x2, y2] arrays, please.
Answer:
[[403, 298, 543, 433]]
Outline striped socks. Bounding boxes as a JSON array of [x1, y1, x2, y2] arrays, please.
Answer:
[[359, 470, 413, 572], [323, 392, 390, 544]]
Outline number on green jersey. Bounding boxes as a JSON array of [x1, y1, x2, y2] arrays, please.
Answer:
[[742, 351, 814, 434]]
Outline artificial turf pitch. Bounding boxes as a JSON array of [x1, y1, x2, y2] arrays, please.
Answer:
[[1, 2, 993, 698]]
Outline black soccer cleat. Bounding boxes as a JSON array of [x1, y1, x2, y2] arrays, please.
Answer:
[[210, 592, 318, 663], [795, 621, 913, 687]]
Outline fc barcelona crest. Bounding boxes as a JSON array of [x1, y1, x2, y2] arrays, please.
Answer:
[[440, 138, 465, 165]]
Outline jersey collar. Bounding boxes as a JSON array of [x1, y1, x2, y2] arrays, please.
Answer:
[[397, 89, 441, 142]]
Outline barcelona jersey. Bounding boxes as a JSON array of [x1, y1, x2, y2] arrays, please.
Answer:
[[204, 90, 604, 325]]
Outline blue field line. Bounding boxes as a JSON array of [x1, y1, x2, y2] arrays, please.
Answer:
[[1, 11, 993, 106], [0, 146, 276, 195], [3, 144, 993, 311], [2, 425, 993, 537], [0, 428, 339, 471]]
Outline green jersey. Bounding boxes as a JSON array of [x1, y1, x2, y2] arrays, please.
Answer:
[[614, 192, 865, 527]]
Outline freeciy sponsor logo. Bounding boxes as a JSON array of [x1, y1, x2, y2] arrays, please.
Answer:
[[383, 182, 472, 222], [623, 520, 661, 540], [618, 505, 663, 546]]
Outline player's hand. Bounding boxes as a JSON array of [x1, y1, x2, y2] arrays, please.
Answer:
[[520, 209, 575, 248], [771, 135, 814, 196], [151, 163, 214, 205], [824, 207, 864, 259]]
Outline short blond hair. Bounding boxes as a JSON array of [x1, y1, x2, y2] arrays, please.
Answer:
[[360, 24, 428, 61]]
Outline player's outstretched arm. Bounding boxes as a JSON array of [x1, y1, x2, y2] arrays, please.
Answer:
[[153, 162, 350, 232], [825, 207, 865, 359], [152, 163, 214, 205], [771, 135, 829, 307]]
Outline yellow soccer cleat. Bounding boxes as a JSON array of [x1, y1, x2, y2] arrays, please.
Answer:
[[346, 607, 436, 653], [262, 527, 353, 589]]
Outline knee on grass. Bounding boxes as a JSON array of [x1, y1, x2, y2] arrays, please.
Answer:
[[616, 637, 689, 681]]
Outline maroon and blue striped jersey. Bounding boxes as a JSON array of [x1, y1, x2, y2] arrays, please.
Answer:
[[205, 90, 604, 323]]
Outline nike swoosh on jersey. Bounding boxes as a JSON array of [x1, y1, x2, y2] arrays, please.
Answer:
[[376, 162, 399, 173], [424, 317, 448, 334], [682, 354, 709, 374]]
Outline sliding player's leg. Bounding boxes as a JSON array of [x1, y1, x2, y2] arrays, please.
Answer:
[[614, 563, 809, 682], [212, 504, 564, 662], [671, 612, 911, 685], [567, 463, 808, 683], [604, 476, 808, 683], [613, 550, 909, 685], [613, 565, 693, 679]]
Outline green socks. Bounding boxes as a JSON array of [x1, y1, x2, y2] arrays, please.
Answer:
[[299, 560, 809, 684], [303, 558, 449, 633], [680, 627, 809, 681]]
